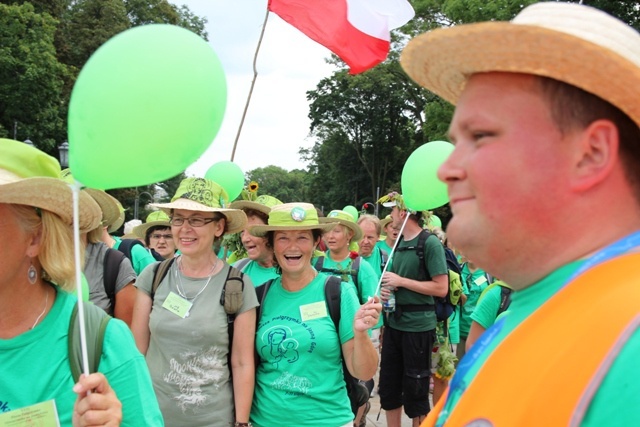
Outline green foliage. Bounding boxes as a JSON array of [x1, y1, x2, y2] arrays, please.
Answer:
[[245, 166, 309, 204]]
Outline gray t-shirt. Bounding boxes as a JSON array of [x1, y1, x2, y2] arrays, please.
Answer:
[[84, 242, 136, 315], [136, 260, 258, 426]]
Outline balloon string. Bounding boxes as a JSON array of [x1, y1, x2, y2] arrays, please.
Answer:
[[72, 183, 91, 384], [374, 213, 410, 296], [230, 6, 270, 161]]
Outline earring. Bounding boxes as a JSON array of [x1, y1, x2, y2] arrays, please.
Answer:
[[28, 261, 37, 285]]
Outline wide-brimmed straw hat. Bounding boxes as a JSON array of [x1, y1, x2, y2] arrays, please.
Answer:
[[319, 209, 363, 242], [249, 202, 335, 237], [152, 177, 247, 235], [400, 2, 640, 128], [60, 168, 121, 229], [0, 138, 101, 231], [380, 215, 393, 235], [107, 197, 125, 233], [133, 210, 171, 239], [230, 194, 283, 216]]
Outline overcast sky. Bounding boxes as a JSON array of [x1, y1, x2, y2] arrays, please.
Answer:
[[176, 0, 338, 178]]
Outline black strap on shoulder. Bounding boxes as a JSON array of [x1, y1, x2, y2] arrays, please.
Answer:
[[314, 257, 324, 271], [315, 256, 360, 296], [151, 258, 176, 300], [379, 247, 389, 272], [394, 229, 430, 281], [497, 285, 513, 317], [117, 238, 139, 262], [68, 303, 111, 383], [103, 248, 125, 310]]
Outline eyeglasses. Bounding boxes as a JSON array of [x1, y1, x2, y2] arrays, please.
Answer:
[[169, 216, 218, 227], [150, 233, 173, 240]]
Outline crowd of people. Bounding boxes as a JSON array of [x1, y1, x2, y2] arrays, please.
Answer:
[[3, 2, 640, 426]]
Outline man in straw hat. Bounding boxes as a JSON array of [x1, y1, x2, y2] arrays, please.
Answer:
[[376, 192, 449, 427], [400, 2, 640, 425]]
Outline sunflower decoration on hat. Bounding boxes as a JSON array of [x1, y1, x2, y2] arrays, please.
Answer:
[[223, 182, 282, 263]]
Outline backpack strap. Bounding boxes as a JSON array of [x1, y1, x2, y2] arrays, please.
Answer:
[[497, 284, 513, 317], [151, 258, 176, 300], [254, 278, 275, 365], [351, 256, 361, 294], [117, 238, 137, 262], [103, 248, 125, 311], [379, 247, 389, 273], [68, 303, 111, 383], [394, 229, 430, 281], [220, 266, 244, 370], [235, 257, 251, 272], [314, 257, 324, 271]]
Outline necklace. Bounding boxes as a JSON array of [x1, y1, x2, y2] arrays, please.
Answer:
[[30, 288, 49, 330], [175, 256, 219, 303]]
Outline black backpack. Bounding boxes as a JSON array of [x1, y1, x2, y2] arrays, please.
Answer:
[[255, 276, 370, 416], [394, 229, 458, 322], [118, 238, 164, 262], [314, 256, 362, 297], [103, 248, 126, 312], [378, 247, 389, 274]]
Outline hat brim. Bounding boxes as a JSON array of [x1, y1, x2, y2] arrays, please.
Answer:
[[0, 177, 101, 231], [380, 218, 393, 235], [319, 217, 363, 242], [133, 220, 171, 239], [249, 222, 335, 238], [85, 188, 120, 228], [229, 200, 271, 216], [151, 199, 247, 235], [382, 201, 397, 208], [400, 21, 640, 129], [108, 209, 125, 234]]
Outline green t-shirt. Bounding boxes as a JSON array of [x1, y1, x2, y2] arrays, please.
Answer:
[[448, 306, 462, 344], [251, 273, 359, 427], [438, 260, 640, 426], [313, 252, 378, 304], [470, 284, 502, 329], [0, 288, 163, 426], [233, 258, 279, 288], [361, 246, 387, 280], [112, 235, 157, 275], [459, 265, 491, 336], [376, 239, 393, 257], [387, 233, 448, 332]]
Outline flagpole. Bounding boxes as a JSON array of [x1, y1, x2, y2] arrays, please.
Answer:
[[230, 7, 270, 161]]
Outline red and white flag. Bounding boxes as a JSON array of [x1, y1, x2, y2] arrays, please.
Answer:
[[268, 0, 415, 74]]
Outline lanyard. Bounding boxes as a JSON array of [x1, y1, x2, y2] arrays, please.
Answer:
[[441, 230, 640, 425]]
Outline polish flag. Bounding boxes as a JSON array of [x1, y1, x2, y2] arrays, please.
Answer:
[[268, 0, 415, 74]]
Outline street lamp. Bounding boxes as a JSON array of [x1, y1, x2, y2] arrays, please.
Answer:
[[134, 191, 155, 220], [58, 140, 69, 168]]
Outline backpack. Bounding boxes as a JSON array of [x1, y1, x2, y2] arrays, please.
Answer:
[[150, 258, 245, 362], [103, 247, 126, 311], [479, 280, 513, 318], [378, 247, 389, 274], [118, 238, 165, 262], [68, 302, 111, 382], [394, 230, 463, 322], [255, 276, 370, 417], [234, 257, 251, 272], [314, 256, 362, 295]]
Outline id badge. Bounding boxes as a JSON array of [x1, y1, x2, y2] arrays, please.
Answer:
[[300, 301, 328, 321], [162, 291, 193, 318], [0, 399, 60, 427]]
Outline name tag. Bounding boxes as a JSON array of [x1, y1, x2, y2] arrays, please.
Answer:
[[474, 276, 488, 286], [162, 291, 193, 318], [300, 301, 328, 321], [0, 399, 60, 427]]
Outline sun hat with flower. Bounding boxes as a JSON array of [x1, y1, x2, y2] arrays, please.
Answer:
[[230, 194, 283, 216], [133, 210, 171, 239], [0, 138, 101, 231], [319, 209, 363, 242], [400, 2, 640, 129], [249, 202, 335, 237], [151, 177, 247, 235]]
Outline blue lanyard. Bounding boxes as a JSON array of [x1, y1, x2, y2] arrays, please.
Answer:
[[441, 230, 640, 425]]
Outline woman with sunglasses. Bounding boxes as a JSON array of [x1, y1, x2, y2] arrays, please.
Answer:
[[131, 178, 258, 427]]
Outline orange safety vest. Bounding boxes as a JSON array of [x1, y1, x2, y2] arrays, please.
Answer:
[[423, 253, 640, 427]]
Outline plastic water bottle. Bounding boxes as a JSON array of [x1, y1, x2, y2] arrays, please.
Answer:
[[383, 287, 396, 313]]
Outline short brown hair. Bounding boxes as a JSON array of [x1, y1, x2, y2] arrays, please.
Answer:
[[536, 76, 640, 201]]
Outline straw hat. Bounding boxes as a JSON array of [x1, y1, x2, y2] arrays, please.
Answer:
[[84, 189, 121, 228], [108, 198, 125, 233], [319, 209, 363, 242], [249, 202, 335, 237], [380, 215, 393, 235], [400, 2, 640, 128], [0, 139, 101, 231], [230, 194, 283, 216], [152, 177, 247, 235], [133, 210, 171, 239]]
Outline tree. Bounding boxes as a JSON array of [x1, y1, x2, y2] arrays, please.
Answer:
[[245, 166, 309, 204]]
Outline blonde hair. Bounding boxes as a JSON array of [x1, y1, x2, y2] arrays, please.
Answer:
[[10, 204, 82, 291]]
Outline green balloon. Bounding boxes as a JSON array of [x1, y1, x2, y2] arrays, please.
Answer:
[[204, 161, 244, 201], [343, 205, 359, 221], [69, 25, 227, 189], [402, 141, 454, 211]]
